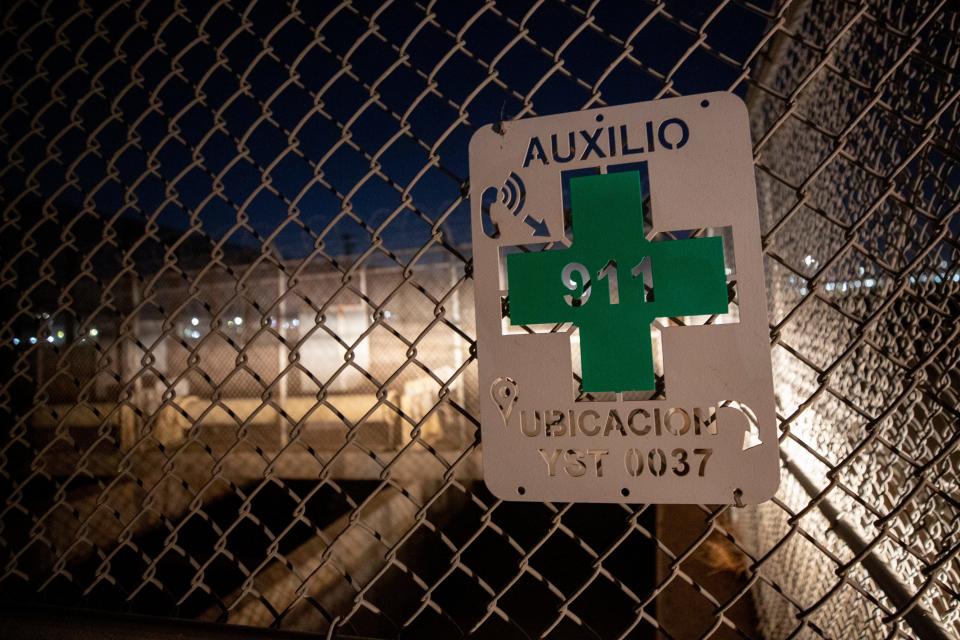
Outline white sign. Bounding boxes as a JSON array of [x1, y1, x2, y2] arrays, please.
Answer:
[[469, 93, 778, 504]]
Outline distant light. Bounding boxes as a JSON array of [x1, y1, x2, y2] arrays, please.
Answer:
[[89, 327, 99, 337], [864, 278, 876, 288], [56, 330, 65, 339], [41, 312, 50, 319], [191, 317, 199, 326], [825, 282, 835, 292], [234, 316, 243, 325], [29, 337, 37, 344], [803, 255, 817, 267], [281, 321, 289, 330], [46, 336, 55, 343], [191, 330, 200, 339], [291, 318, 300, 327], [953, 273, 959, 282], [12, 338, 20, 346], [799, 287, 808, 295], [858, 266, 865, 276]]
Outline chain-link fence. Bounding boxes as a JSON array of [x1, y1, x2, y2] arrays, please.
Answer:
[[1, 0, 957, 638]]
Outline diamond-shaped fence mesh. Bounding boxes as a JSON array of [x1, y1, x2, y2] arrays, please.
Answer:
[[1, 0, 957, 638]]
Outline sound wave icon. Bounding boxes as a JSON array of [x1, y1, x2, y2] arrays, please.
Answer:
[[500, 172, 525, 216]]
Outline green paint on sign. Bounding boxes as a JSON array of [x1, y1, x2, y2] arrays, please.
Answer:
[[506, 170, 728, 392]]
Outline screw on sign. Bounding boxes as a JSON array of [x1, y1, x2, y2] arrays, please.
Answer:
[[469, 93, 779, 504], [507, 170, 728, 392]]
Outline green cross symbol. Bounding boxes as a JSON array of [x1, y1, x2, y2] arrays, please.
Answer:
[[506, 170, 729, 392]]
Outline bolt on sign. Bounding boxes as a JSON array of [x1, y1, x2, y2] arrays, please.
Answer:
[[469, 93, 778, 504]]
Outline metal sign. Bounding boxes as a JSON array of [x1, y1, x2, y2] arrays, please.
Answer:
[[469, 93, 778, 504]]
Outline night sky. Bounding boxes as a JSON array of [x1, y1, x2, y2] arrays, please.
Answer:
[[1, 0, 775, 271]]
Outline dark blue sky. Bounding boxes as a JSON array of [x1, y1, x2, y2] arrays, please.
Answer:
[[2, 0, 775, 269]]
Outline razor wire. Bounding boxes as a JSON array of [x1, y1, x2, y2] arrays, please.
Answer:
[[0, 0, 958, 638]]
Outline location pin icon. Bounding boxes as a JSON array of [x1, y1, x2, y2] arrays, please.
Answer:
[[490, 377, 518, 429]]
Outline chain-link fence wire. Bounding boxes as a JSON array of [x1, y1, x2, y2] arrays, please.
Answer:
[[746, 1, 959, 637], [0, 0, 957, 638]]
